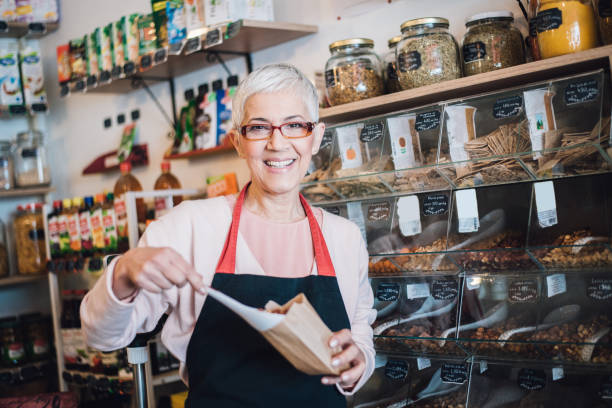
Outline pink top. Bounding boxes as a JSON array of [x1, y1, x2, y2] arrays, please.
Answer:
[[226, 195, 323, 278]]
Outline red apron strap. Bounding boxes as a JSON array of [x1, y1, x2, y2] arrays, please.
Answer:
[[215, 182, 336, 277]]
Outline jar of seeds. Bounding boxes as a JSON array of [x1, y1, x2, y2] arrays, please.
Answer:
[[325, 38, 384, 106], [383, 36, 403, 93], [396, 17, 461, 90], [462, 11, 525, 76]]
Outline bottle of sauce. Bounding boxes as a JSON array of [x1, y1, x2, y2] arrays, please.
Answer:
[[78, 196, 94, 256], [154, 161, 182, 219], [66, 198, 82, 254], [103, 192, 118, 252], [113, 162, 145, 252], [48, 200, 62, 258], [90, 194, 106, 254], [58, 199, 72, 256]]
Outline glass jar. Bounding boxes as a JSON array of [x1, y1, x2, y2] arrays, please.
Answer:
[[14, 203, 46, 275], [383, 36, 403, 93], [462, 11, 525, 76], [397, 17, 461, 90], [0, 317, 26, 367], [536, 0, 599, 59], [0, 141, 13, 190], [21, 313, 51, 362], [593, 0, 612, 45], [0, 220, 8, 278], [13, 130, 50, 187], [324, 38, 384, 106]]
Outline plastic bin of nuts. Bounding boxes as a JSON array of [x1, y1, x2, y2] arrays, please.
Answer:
[[301, 129, 342, 203]]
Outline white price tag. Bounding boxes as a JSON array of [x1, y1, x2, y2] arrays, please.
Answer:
[[387, 115, 417, 170], [455, 189, 479, 233], [466, 276, 482, 290], [547, 274, 567, 297], [397, 196, 422, 237], [336, 124, 363, 170], [347, 202, 367, 242], [417, 357, 431, 370], [406, 283, 430, 299], [534, 181, 558, 228], [480, 360, 488, 374], [552, 366, 564, 381]]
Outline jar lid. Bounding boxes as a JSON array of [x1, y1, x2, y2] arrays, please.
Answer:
[[388, 36, 402, 48], [466, 11, 514, 26], [400, 17, 449, 32], [329, 38, 375, 52]]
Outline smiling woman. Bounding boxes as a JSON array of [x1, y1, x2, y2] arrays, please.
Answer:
[[80, 63, 376, 408]]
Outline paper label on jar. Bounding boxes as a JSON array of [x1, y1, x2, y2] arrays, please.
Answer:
[[534, 181, 558, 228], [325, 69, 336, 88], [406, 282, 430, 299], [336, 124, 364, 170], [385, 359, 409, 380], [518, 368, 546, 390], [552, 367, 564, 381], [387, 114, 418, 170], [114, 197, 128, 238], [347, 201, 367, 242], [417, 357, 431, 370], [397, 196, 421, 237], [546, 273, 566, 297], [398, 51, 421, 72], [537, 8, 563, 33], [455, 189, 479, 233], [462, 41, 486, 63]]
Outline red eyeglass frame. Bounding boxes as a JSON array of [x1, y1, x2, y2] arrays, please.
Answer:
[[240, 121, 315, 140]]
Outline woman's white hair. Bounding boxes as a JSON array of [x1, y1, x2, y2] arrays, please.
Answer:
[[231, 63, 319, 129]]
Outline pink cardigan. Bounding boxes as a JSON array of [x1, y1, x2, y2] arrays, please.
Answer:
[[80, 197, 376, 395]]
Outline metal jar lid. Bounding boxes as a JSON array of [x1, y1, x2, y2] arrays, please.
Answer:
[[466, 11, 514, 27], [388, 35, 403, 48], [329, 38, 375, 52], [400, 17, 450, 32]]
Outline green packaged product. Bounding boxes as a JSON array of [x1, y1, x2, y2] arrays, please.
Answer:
[[151, 0, 169, 48], [96, 24, 113, 82], [112, 19, 126, 77], [122, 14, 140, 74], [85, 31, 99, 85]]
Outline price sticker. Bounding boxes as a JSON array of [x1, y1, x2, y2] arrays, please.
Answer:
[[406, 283, 430, 299], [347, 202, 367, 242], [397, 196, 421, 237], [417, 357, 431, 370], [455, 189, 479, 233], [547, 273, 566, 298], [534, 181, 558, 228], [552, 367, 564, 381], [480, 360, 488, 374]]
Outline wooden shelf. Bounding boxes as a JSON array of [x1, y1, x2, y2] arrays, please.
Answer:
[[320, 44, 612, 124], [164, 145, 235, 160], [0, 274, 46, 288], [0, 186, 54, 198], [0, 21, 59, 38], [87, 20, 318, 94]]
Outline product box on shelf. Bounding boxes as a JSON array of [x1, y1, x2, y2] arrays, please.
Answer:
[[371, 275, 463, 358], [0, 39, 24, 113], [19, 40, 47, 113]]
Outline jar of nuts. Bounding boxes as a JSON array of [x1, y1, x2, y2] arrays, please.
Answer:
[[383, 36, 403, 93], [462, 11, 525, 76], [396, 17, 461, 90], [14, 203, 46, 275], [324, 38, 384, 106]]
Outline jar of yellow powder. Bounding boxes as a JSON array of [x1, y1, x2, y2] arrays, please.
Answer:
[[536, 0, 599, 58]]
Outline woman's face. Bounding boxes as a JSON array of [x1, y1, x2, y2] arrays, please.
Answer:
[[231, 90, 324, 196]]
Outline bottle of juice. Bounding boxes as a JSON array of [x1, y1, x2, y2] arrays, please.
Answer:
[[114, 162, 145, 252], [90, 194, 106, 254], [103, 192, 118, 252], [66, 198, 82, 254], [154, 161, 182, 219], [79, 196, 94, 256], [48, 200, 62, 259], [58, 199, 72, 256]]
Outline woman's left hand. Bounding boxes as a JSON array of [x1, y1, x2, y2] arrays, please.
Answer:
[[321, 329, 365, 389]]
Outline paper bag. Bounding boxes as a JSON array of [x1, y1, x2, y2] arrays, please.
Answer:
[[261, 293, 348, 376]]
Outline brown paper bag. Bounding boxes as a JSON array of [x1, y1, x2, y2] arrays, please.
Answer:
[[261, 293, 349, 376]]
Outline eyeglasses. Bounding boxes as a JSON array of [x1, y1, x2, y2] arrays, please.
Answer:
[[240, 121, 315, 141]]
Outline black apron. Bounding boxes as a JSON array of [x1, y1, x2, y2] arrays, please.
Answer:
[[185, 183, 350, 407]]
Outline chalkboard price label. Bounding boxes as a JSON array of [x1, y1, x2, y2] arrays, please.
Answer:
[[423, 193, 449, 216], [518, 368, 546, 390], [565, 79, 599, 105], [493, 95, 523, 119], [385, 359, 409, 380], [360, 121, 385, 143], [587, 278, 612, 301], [432, 278, 458, 300], [376, 282, 400, 302], [415, 110, 441, 132], [441, 363, 468, 384], [508, 279, 539, 302]]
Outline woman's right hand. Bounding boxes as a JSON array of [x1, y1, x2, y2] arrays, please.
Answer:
[[112, 247, 205, 301]]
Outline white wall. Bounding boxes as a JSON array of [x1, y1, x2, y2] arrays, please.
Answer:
[[35, 0, 528, 199]]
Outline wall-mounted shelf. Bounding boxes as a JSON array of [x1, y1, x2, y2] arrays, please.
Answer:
[[164, 145, 235, 160], [0, 186, 54, 199], [0, 21, 59, 39], [0, 274, 46, 288]]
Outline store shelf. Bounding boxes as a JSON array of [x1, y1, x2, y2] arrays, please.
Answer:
[[0, 21, 59, 38], [164, 144, 235, 160], [0, 274, 47, 288], [152, 369, 181, 386], [0, 186, 54, 199], [319, 44, 612, 124], [87, 20, 318, 94]]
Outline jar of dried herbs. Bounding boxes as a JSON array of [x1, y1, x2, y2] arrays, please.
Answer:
[[396, 17, 461, 90], [593, 0, 612, 45], [325, 38, 384, 106], [383, 36, 403, 93], [462, 11, 525, 76]]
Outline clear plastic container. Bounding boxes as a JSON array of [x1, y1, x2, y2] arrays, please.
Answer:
[[462, 11, 525, 76], [14, 203, 46, 275], [13, 130, 50, 187], [396, 17, 461, 90], [0, 141, 14, 190], [324, 38, 384, 106], [383, 36, 402, 93]]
